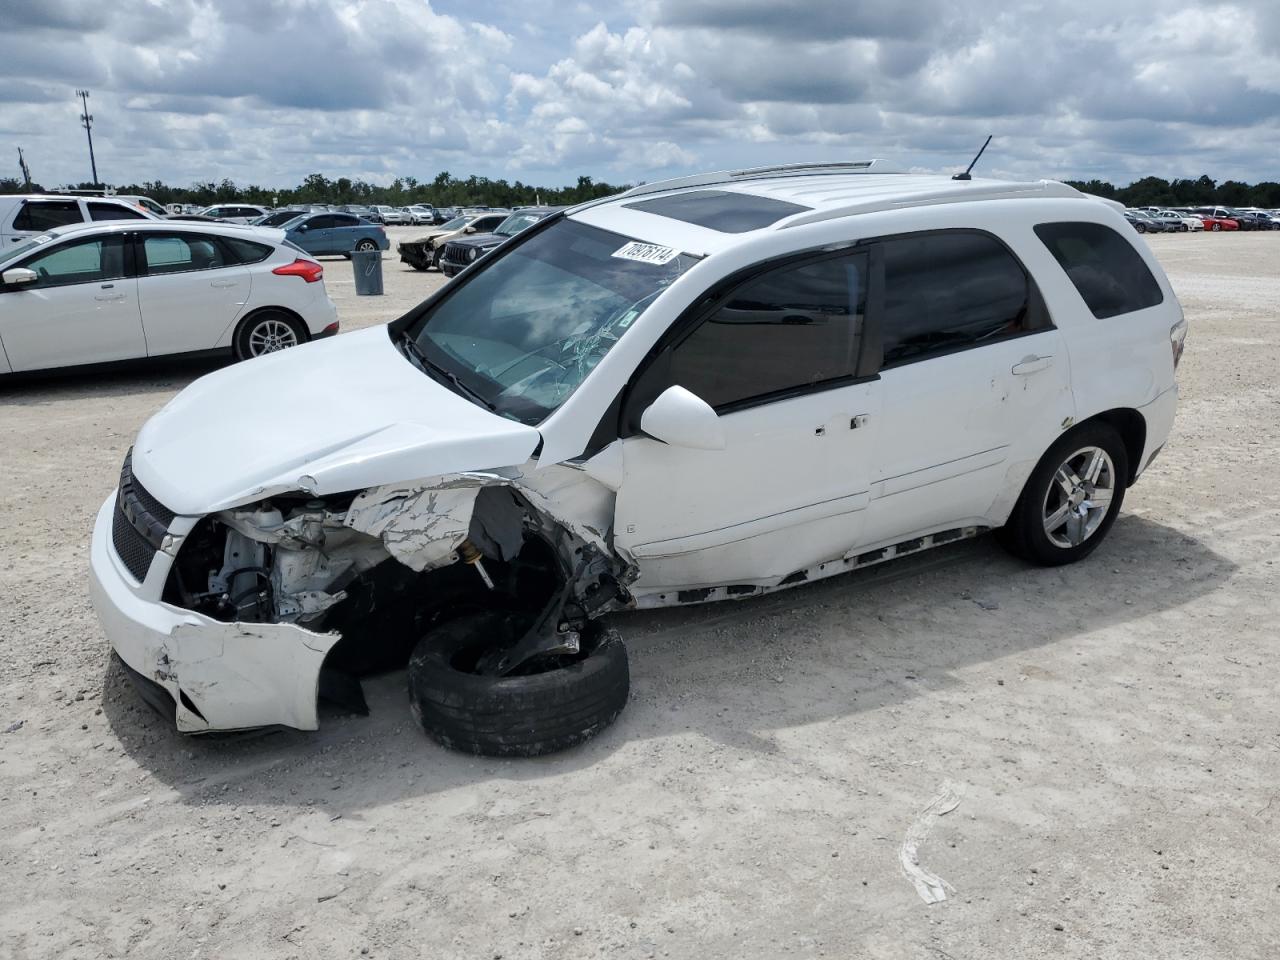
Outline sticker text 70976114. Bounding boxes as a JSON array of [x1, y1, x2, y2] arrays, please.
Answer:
[[611, 241, 680, 266]]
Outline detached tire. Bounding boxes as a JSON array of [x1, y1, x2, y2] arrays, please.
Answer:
[[408, 613, 629, 757]]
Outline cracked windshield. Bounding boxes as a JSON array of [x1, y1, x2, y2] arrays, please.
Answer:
[[403, 218, 697, 423]]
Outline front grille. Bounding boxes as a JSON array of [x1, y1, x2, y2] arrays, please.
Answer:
[[112, 505, 158, 582], [110, 449, 174, 583]]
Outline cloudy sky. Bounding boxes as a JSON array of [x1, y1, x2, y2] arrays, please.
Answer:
[[2, 0, 1279, 190]]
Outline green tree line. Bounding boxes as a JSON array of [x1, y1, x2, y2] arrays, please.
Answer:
[[1064, 175, 1280, 208], [0, 171, 629, 208], [5, 169, 1279, 210]]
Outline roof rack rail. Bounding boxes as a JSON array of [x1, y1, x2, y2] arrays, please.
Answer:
[[617, 159, 902, 200]]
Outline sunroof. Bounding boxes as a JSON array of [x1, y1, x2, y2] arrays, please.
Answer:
[[623, 189, 811, 233]]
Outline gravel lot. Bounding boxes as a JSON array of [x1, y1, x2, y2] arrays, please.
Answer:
[[1, 227, 1277, 959]]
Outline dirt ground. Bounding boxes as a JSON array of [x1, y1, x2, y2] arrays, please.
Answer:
[[1, 227, 1277, 960]]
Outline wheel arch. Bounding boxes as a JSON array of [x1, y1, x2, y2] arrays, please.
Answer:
[[1079, 407, 1146, 486], [230, 305, 310, 358]]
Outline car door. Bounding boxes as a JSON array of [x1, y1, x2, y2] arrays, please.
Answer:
[[612, 250, 882, 590], [4, 199, 84, 247], [0, 232, 145, 371], [295, 214, 334, 254], [858, 230, 1074, 548], [135, 232, 252, 356], [329, 214, 360, 252]]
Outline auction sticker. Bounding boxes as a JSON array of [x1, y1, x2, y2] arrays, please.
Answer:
[[612, 241, 680, 265]]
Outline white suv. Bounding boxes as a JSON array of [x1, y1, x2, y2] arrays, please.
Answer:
[[0, 194, 162, 247], [89, 162, 1185, 754]]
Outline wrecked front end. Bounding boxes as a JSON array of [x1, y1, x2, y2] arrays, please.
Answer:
[[89, 450, 631, 733]]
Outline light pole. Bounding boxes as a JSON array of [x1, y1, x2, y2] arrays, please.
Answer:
[[76, 89, 99, 187]]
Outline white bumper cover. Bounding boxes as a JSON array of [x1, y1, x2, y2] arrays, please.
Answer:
[[88, 495, 339, 733]]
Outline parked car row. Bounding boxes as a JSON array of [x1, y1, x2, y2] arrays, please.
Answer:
[[1126, 205, 1280, 233], [397, 210, 511, 271], [438, 207, 563, 277]]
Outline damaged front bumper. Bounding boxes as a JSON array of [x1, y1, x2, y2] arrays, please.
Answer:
[[88, 494, 340, 733]]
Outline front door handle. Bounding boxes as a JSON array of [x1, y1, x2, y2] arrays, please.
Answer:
[[1011, 355, 1053, 376]]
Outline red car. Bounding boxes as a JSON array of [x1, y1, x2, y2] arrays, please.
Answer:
[[1200, 215, 1239, 231]]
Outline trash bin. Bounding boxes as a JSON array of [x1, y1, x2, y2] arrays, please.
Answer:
[[351, 248, 384, 296]]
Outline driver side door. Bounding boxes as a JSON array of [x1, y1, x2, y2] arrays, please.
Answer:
[[0, 233, 144, 371], [612, 250, 882, 592]]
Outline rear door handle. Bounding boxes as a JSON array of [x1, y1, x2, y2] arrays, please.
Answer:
[[211, 279, 238, 288], [1011, 355, 1053, 375], [94, 293, 125, 302]]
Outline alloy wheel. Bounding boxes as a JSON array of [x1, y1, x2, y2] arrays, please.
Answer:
[[247, 317, 299, 356], [1041, 446, 1117, 549]]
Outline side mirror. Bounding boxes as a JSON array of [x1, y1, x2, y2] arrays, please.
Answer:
[[464, 225, 476, 233], [640, 385, 725, 451], [297, 223, 310, 231], [2, 267, 37, 286]]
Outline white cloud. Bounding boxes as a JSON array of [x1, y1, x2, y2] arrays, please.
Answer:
[[1, 0, 1278, 189]]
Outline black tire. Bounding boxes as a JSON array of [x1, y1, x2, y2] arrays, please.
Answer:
[[410, 262, 430, 272], [998, 422, 1129, 567], [408, 612, 629, 757], [1212, 222, 1222, 231], [1135, 223, 1146, 233], [233, 310, 307, 361], [355, 239, 378, 252]]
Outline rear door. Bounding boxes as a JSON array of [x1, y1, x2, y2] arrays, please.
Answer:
[[0, 232, 144, 370], [3, 199, 84, 247], [135, 232, 252, 355], [329, 214, 363, 252], [859, 230, 1074, 547]]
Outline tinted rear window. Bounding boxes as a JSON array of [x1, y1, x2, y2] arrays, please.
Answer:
[[624, 189, 811, 233], [1034, 222, 1163, 319], [221, 236, 273, 264]]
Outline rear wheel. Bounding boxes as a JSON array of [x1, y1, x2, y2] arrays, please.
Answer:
[[1212, 222, 1222, 231], [234, 310, 307, 361], [355, 239, 378, 252], [999, 423, 1128, 566]]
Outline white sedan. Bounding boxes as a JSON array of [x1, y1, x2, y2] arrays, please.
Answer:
[[0, 221, 339, 374]]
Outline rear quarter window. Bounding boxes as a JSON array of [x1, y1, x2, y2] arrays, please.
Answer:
[[1034, 222, 1163, 319], [220, 236, 273, 264]]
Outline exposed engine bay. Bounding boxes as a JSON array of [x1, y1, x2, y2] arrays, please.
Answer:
[[161, 471, 634, 693]]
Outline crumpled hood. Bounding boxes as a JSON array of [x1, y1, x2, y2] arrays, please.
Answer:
[[131, 326, 541, 515]]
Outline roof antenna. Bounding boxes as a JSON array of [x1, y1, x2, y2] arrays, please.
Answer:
[[952, 135, 992, 181]]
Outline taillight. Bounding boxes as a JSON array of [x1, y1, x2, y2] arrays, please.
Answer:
[[1170, 318, 1188, 369], [272, 258, 324, 283]]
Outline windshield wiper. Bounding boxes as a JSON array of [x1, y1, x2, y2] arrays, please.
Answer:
[[400, 334, 493, 409], [398, 332, 497, 411]]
